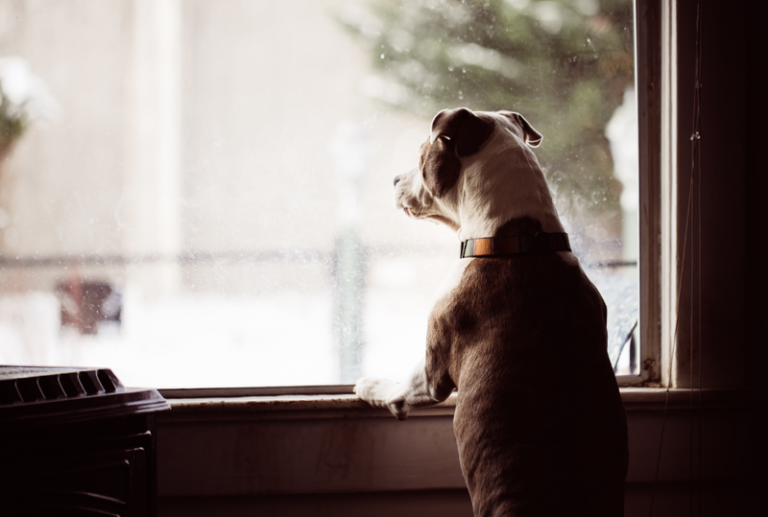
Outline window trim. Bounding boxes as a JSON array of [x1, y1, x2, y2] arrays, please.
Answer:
[[158, 386, 752, 415], [0, 0, 664, 392], [614, 0, 664, 387], [155, 0, 667, 395], [657, 0, 676, 388]]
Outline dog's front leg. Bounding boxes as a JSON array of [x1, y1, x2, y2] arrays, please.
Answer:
[[355, 358, 451, 420]]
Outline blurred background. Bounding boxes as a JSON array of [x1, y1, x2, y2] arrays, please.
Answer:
[[0, 0, 638, 388]]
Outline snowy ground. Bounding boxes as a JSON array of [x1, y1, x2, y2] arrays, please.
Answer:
[[0, 267, 637, 388], [0, 288, 430, 388]]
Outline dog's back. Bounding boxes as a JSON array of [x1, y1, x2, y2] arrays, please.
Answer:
[[428, 246, 628, 516]]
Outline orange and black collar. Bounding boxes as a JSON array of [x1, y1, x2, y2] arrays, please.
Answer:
[[460, 232, 571, 258]]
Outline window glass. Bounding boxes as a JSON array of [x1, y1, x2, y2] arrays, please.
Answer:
[[0, 0, 638, 388]]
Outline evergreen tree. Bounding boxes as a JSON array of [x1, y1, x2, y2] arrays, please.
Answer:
[[339, 0, 635, 253]]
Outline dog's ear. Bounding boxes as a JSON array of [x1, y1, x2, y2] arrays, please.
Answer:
[[429, 108, 495, 157], [506, 112, 543, 147], [422, 136, 461, 198]]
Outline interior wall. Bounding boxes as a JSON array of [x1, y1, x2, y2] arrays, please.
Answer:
[[672, 0, 746, 390], [742, 0, 768, 510], [155, 392, 755, 517]]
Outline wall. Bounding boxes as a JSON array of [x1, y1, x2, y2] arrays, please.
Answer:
[[155, 390, 755, 517], [742, 0, 768, 508]]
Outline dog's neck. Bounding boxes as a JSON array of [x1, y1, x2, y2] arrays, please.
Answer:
[[491, 216, 545, 237], [455, 134, 564, 241]]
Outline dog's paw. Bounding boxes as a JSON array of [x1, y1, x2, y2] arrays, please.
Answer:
[[354, 377, 396, 406], [354, 377, 410, 420], [387, 399, 410, 421]]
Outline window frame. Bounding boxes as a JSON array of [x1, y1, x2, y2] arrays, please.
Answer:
[[156, 0, 667, 397], [0, 0, 667, 393], [613, 0, 664, 388]]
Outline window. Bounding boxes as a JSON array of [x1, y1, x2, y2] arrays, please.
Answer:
[[0, 0, 644, 388]]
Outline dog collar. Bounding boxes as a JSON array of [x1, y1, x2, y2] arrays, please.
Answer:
[[460, 232, 571, 258]]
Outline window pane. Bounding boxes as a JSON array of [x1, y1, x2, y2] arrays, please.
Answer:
[[0, 0, 638, 388]]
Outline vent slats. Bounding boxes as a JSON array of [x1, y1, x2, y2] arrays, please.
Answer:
[[0, 369, 124, 406], [78, 371, 105, 395], [59, 372, 87, 397], [16, 378, 44, 402], [97, 370, 118, 393], [38, 376, 67, 400]]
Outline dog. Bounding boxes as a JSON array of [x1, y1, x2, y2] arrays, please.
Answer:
[[355, 108, 628, 516]]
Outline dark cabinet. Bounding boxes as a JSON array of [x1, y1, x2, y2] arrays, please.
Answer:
[[0, 366, 170, 516]]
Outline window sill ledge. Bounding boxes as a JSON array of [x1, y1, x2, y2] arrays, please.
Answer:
[[157, 387, 753, 423]]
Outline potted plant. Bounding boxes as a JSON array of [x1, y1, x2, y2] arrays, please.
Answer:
[[0, 56, 57, 162]]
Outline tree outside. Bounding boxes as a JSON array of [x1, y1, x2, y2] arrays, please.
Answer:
[[338, 0, 635, 261]]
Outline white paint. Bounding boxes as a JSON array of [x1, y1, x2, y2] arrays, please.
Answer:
[[660, 0, 678, 388]]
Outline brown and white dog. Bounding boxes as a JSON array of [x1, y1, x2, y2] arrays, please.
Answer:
[[355, 108, 628, 516]]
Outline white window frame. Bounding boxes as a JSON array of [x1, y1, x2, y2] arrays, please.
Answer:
[[159, 0, 668, 397], [612, 0, 666, 388]]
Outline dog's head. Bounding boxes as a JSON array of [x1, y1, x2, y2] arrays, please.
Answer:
[[394, 107, 562, 239]]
